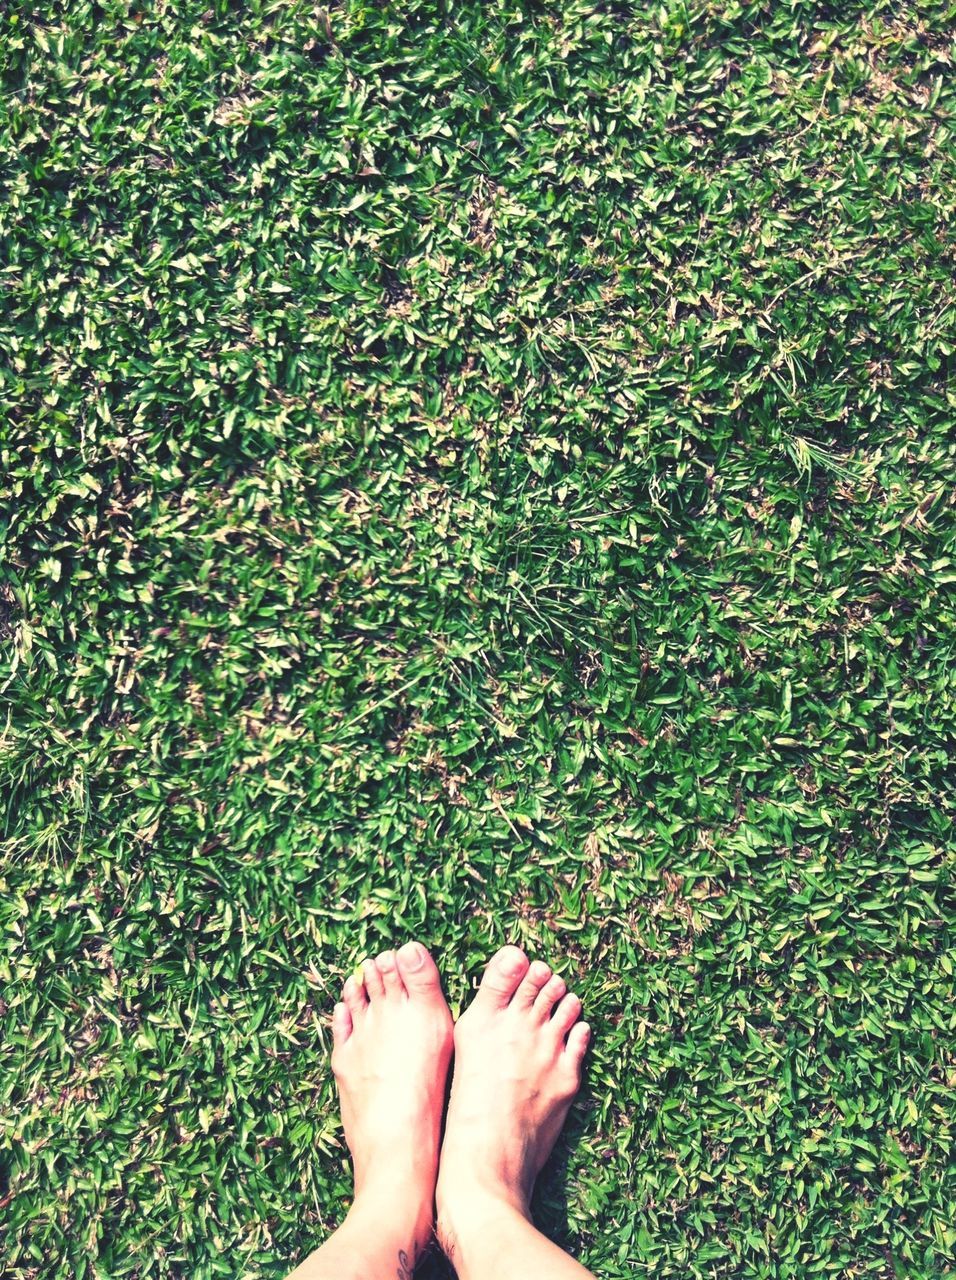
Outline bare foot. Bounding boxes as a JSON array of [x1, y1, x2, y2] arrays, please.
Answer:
[[331, 941, 454, 1255], [436, 945, 590, 1240]]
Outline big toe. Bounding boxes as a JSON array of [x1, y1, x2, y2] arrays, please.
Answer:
[[396, 940, 443, 1000], [475, 944, 529, 1009]]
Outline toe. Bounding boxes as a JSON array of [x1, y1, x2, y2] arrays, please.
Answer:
[[475, 944, 529, 1009], [362, 957, 385, 1000], [565, 1020, 591, 1064], [552, 992, 583, 1036], [375, 950, 405, 996], [342, 974, 368, 1018], [533, 972, 567, 1019], [331, 1001, 352, 1046], [514, 960, 552, 1007], [396, 941, 443, 1000]]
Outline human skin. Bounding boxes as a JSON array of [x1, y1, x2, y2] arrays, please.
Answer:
[[286, 941, 452, 1280], [287, 942, 594, 1280]]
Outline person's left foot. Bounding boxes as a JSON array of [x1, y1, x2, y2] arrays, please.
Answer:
[[332, 941, 454, 1252]]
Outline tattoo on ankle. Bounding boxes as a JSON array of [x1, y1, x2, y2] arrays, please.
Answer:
[[396, 1244, 419, 1280]]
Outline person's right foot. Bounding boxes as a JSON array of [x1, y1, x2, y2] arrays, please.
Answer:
[[436, 945, 590, 1236]]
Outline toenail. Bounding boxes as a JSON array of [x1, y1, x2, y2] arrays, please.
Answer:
[[399, 941, 425, 970]]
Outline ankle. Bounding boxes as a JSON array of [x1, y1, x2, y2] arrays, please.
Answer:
[[349, 1174, 435, 1253], [437, 1186, 534, 1280], [436, 1176, 531, 1249], [353, 1146, 437, 1203]]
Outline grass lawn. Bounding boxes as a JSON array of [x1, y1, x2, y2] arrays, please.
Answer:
[[3, 1, 956, 1277]]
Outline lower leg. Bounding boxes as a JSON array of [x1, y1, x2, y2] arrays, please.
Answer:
[[287, 1187, 429, 1280], [439, 1190, 595, 1280], [436, 946, 597, 1280]]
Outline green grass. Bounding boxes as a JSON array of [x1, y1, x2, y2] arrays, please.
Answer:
[[2, 1, 956, 1277]]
